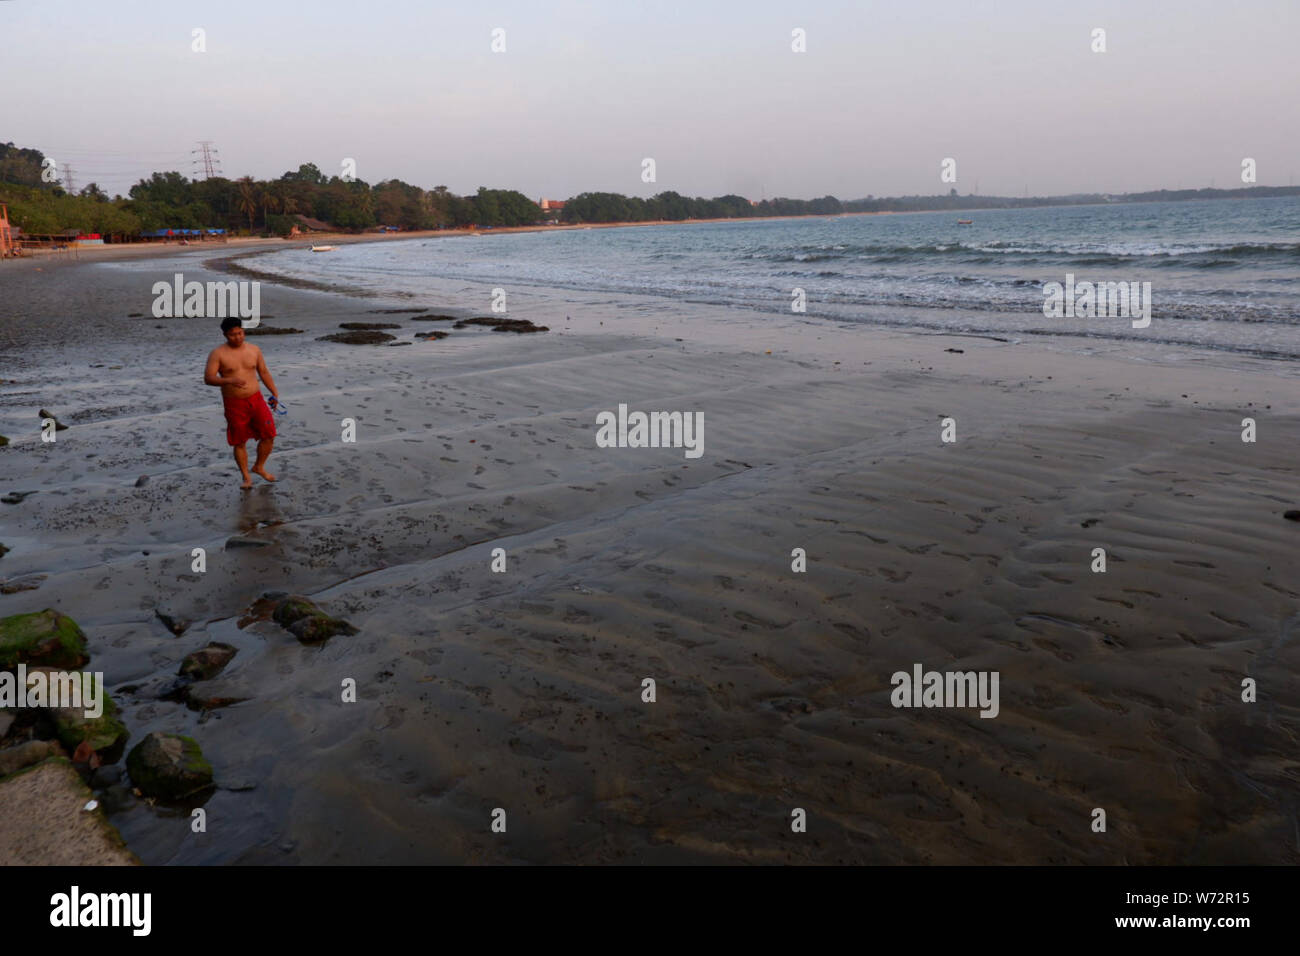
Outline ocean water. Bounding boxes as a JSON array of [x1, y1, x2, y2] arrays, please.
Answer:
[[250, 197, 1300, 358]]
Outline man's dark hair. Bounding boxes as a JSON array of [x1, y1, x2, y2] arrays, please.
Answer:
[[221, 317, 243, 335]]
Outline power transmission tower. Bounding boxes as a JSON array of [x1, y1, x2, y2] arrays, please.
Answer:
[[63, 164, 75, 193], [192, 141, 222, 179]]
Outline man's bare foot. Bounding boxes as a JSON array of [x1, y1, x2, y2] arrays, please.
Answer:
[[252, 467, 276, 482], [240, 474, 254, 489]]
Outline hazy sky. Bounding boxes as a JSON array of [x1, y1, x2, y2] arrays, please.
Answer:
[[5, 0, 1297, 199]]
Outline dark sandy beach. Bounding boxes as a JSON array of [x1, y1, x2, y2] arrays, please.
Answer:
[[1, 244, 1297, 864]]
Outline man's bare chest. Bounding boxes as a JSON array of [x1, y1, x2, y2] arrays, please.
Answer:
[[219, 350, 258, 373]]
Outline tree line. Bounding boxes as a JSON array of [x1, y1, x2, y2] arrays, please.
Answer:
[[558, 192, 846, 223], [0, 145, 541, 237], [4, 141, 1298, 238]]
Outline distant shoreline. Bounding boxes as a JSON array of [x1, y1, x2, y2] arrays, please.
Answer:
[[0, 210, 897, 269], [5, 190, 1294, 274], [8, 189, 1299, 271]]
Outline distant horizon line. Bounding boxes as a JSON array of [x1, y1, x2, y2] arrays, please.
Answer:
[[89, 179, 1300, 205], [6, 141, 1297, 204]]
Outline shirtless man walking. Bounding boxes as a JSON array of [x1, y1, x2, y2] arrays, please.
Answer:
[[205, 317, 279, 489]]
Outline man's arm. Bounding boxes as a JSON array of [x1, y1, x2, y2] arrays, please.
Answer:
[[203, 349, 244, 389], [255, 347, 278, 400]]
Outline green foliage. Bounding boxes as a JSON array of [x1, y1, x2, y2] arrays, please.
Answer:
[[265, 213, 296, 237], [560, 192, 644, 223], [0, 142, 50, 188], [281, 162, 325, 185], [464, 188, 540, 227], [373, 179, 434, 230], [0, 183, 142, 235], [559, 190, 845, 223], [129, 171, 192, 207], [9, 140, 1295, 239]]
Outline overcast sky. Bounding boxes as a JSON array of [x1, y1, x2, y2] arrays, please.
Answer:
[[5, 0, 1297, 199]]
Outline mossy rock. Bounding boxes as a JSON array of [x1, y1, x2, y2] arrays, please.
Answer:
[[0, 435, 8, 447], [45, 680, 128, 762], [0, 610, 90, 669], [271, 595, 318, 627], [178, 642, 237, 680], [126, 732, 213, 800], [287, 613, 358, 645], [271, 596, 357, 645]]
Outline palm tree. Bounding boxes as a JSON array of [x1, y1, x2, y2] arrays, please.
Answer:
[[259, 188, 278, 225], [276, 185, 299, 217], [236, 178, 257, 232]]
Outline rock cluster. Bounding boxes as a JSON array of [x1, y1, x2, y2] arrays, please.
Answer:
[[271, 595, 359, 644], [1, 609, 218, 814]]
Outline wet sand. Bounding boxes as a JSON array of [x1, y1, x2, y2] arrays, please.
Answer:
[[1, 245, 1297, 864]]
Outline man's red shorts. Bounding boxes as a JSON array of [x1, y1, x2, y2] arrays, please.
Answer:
[[223, 392, 276, 446]]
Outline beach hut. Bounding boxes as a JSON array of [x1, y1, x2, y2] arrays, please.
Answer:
[[293, 214, 334, 233]]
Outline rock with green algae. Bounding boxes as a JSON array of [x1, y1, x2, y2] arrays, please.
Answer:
[[41, 675, 129, 762], [270, 595, 317, 626], [0, 609, 90, 669], [126, 732, 214, 800], [178, 642, 236, 680], [271, 595, 358, 645]]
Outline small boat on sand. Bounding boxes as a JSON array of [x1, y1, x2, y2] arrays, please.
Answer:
[[310, 245, 337, 252], [956, 219, 973, 225]]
